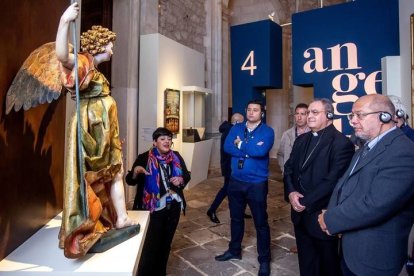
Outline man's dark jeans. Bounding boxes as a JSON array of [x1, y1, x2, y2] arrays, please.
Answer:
[[228, 177, 270, 264]]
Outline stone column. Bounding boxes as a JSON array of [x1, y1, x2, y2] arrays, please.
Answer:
[[140, 0, 159, 34], [222, 4, 231, 123], [205, 0, 225, 170], [111, 0, 140, 207]]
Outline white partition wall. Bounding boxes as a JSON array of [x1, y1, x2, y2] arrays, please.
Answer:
[[138, 34, 205, 154], [381, 56, 402, 97], [399, 0, 414, 119]]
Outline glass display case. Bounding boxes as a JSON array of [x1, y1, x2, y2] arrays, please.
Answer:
[[181, 86, 212, 142], [180, 86, 213, 189]]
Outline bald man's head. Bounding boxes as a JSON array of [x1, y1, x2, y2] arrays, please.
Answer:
[[356, 94, 395, 115], [351, 94, 396, 140], [231, 113, 244, 124]]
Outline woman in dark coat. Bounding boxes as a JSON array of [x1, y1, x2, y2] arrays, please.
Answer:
[[126, 127, 190, 276]]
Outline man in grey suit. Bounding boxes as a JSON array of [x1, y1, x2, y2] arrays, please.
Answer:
[[318, 94, 414, 276]]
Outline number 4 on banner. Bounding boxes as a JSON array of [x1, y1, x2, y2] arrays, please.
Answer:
[[241, 50, 257, 76]]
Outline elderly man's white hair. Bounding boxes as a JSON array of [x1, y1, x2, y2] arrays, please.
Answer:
[[388, 95, 407, 116]]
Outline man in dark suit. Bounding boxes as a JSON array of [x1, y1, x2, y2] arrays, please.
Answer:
[[284, 98, 354, 276], [207, 112, 245, 223], [319, 94, 414, 276]]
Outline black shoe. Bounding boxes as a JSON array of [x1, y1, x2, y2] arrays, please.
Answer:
[[244, 213, 252, 219], [215, 250, 241, 261], [258, 262, 270, 276], [207, 210, 220, 223]]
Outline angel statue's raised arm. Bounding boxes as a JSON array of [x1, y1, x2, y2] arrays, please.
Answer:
[[6, 2, 138, 259]]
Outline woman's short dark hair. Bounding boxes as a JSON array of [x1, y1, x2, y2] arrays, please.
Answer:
[[152, 127, 173, 141]]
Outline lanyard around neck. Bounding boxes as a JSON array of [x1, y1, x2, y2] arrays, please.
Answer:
[[159, 163, 171, 190], [244, 122, 262, 141]]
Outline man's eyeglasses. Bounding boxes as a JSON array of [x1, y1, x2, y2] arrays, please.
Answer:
[[306, 110, 326, 116], [347, 111, 382, 121]]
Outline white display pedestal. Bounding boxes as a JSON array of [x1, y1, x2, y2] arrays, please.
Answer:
[[182, 139, 213, 189], [0, 211, 150, 275]]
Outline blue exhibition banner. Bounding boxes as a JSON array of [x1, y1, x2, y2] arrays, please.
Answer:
[[292, 0, 399, 134], [230, 20, 283, 115]]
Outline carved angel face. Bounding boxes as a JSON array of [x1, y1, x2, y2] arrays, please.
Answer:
[[94, 42, 113, 65]]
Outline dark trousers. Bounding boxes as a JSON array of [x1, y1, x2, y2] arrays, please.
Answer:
[[208, 176, 230, 212], [228, 178, 270, 264], [294, 222, 341, 276], [137, 201, 181, 276]]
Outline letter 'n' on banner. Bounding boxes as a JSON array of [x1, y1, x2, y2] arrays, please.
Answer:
[[292, 0, 399, 134]]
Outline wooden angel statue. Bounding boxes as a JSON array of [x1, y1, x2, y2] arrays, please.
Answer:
[[6, 2, 138, 258]]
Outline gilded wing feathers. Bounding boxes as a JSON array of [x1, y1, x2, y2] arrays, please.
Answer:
[[6, 42, 74, 114]]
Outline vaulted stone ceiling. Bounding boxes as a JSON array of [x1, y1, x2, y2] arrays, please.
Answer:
[[277, 0, 347, 23], [228, 0, 348, 26]]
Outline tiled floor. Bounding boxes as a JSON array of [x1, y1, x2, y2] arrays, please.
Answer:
[[166, 158, 411, 276], [166, 159, 300, 275]]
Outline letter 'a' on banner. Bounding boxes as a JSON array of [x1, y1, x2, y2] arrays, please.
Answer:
[[292, 0, 399, 135], [230, 20, 283, 116]]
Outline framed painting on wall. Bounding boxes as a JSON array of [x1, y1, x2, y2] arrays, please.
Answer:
[[164, 88, 180, 134]]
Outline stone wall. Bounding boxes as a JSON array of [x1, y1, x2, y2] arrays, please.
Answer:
[[159, 0, 206, 53]]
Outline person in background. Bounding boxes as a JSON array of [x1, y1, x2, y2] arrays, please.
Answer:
[[319, 94, 414, 276], [277, 103, 310, 174], [284, 98, 354, 276], [126, 127, 191, 276], [388, 95, 414, 142], [387, 95, 414, 276], [207, 112, 253, 223], [278, 103, 310, 253], [215, 99, 275, 276]]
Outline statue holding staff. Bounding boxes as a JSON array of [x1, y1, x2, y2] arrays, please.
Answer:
[[6, 2, 138, 258]]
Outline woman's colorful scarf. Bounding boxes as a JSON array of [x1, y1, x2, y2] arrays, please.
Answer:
[[143, 147, 183, 212]]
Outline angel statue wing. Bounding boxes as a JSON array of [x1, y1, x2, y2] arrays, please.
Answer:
[[5, 42, 73, 114]]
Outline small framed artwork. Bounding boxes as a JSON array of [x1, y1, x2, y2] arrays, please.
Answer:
[[164, 88, 180, 134]]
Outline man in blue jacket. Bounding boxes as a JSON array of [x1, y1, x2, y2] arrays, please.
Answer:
[[215, 99, 275, 276]]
